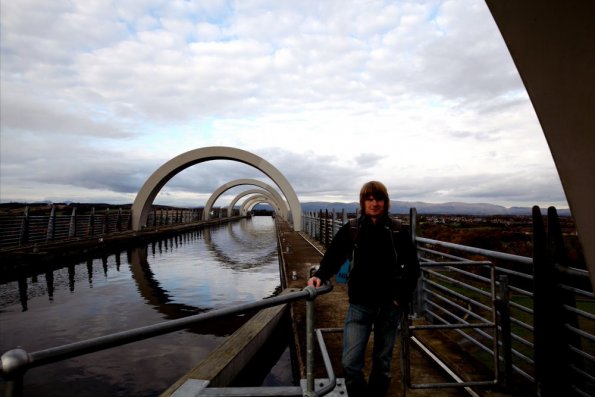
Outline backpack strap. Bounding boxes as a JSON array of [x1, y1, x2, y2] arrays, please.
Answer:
[[344, 218, 360, 278]]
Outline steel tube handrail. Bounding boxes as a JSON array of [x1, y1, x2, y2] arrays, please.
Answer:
[[1, 284, 332, 379], [424, 269, 493, 302], [416, 237, 533, 265]]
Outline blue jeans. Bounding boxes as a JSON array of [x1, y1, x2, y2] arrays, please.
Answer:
[[342, 302, 401, 390]]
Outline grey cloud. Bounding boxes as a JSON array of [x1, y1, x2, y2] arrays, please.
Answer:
[[395, 171, 567, 206], [354, 153, 384, 168], [1, 92, 131, 138]]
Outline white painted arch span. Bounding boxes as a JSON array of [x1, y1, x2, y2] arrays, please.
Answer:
[[242, 195, 278, 216], [228, 189, 283, 217], [131, 147, 301, 231], [202, 178, 289, 220]]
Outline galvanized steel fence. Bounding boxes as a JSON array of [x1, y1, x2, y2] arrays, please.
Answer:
[[301, 207, 594, 397], [0, 206, 206, 249]]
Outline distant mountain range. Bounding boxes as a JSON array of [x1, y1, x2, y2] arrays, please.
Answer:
[[0, 200, 570, 217], [298, 201, 571, 216]]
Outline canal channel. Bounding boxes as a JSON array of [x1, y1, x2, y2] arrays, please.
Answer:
[[0, 216, 291, 396]]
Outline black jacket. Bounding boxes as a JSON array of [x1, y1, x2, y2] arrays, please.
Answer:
[[314, 215, 420, 306]]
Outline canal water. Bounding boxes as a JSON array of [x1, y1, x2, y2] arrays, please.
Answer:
[[0, 216, 292, 396]]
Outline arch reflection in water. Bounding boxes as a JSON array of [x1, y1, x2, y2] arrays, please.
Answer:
[[129, 217, 281, 335], [201, 218, 278, 271], [0, 217, 284, 396]]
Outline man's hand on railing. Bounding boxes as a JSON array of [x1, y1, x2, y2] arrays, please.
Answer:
[[307, 276, 322, 288]]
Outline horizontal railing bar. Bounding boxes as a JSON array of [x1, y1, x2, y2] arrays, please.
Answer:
[[424, 276, 492, 310], [1, 285, 332, 377], [568, 345, 595, 363], [507, 328, 534, 349], [411, 323, 494, 330], [409, 381, 496, 389], [418, 247, 475, 262], [571, 362, 595, 382], [555, 264, 590, 278], [507, 344, 534, 365], [200, 386, 304, 396], [425, 290, 491, 324], [494, 266, 533, 281], [565, 323, 595, 343], [427, 290, 490, 323], [559, 284, 595, 299], [416, 237, 533, 265], [424, 309, 496, 358], [420, 261, 492, 266], [424, 268, 493, 300], [509, 300, 534, 315]]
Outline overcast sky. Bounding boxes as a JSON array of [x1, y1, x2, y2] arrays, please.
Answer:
[[0, 0, 568, 209]]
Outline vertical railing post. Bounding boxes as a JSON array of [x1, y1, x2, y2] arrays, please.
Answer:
[[68, 207, 77, 237], [497, 275, 512, 390], [318, 210, 323, 244], [103, 208, 109, 235], [302, 211, 305, 232], [331, 209, 336, 237], [532, 205, 569, 397], [3, 373, 24, 397], [19, 206, 30, 246], [46, 205, 56, 241], [88, 208, 95, 236], [410, 208, 423, 316], [116, 208, 122, 232], [546, 206, 576, 391], [306, 287, 316, 396], [324, 209, 329, 247], [400, 309, 411, 397]]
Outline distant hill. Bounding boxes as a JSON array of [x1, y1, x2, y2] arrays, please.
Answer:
[[2, 200, 570, 217], [299, 201, 571, 216]]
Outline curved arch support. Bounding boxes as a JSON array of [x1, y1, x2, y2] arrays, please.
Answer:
[[228, 189, 283, 217], [131, 147, 301, 231], [203, 178, 289, 220], [242, 195, 279, 216]]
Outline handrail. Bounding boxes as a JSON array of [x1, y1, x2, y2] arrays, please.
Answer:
[[416, 236, 533, 265], [1, 285, 333, 389]]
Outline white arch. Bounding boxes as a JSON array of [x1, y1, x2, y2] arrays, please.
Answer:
[[242, 195, 278, 216], [228, 189, 283, 217], [242, 197, 280, 216], [202, 178, 289, 220], [131, 147, 301, 231]]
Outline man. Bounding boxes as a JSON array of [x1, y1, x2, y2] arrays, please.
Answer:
[[307, 181, 420, 397]]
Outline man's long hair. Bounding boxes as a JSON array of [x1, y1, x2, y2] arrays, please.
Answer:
[[359, 181, 390, 216]]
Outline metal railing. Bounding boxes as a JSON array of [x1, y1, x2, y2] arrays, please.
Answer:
[[301, 207, 595, 397], [0, 285, 335, 397], [0, 206, 217, 249], [402, 258, 500, 394]]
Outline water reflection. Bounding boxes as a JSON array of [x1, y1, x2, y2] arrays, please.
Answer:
[[203, 219, 278, 270], [4, 219, 279, 314], [127, 245, 250, 336], [0, 217, 283, 397]]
